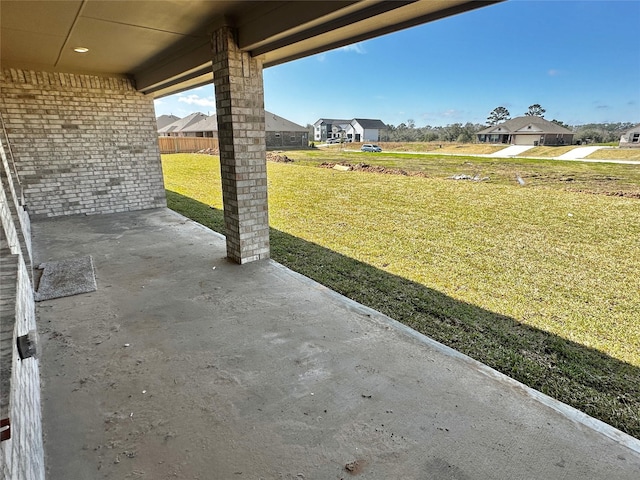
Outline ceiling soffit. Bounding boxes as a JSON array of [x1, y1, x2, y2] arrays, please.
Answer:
[[0, 1, 502, 96]]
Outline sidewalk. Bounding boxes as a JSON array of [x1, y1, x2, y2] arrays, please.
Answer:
[[34, 209, 640, 479]]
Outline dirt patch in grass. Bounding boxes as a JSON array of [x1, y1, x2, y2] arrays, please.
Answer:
[[342, 142, 507, 155], [316, 158, 640, 198], [267, 152, 294, 163], [568, 189, 640, 199], [319, 162, 428, 177], [424, 144, 507, 155], [195, 146, 219, 155]]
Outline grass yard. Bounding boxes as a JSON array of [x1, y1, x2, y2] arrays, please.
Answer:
[[339, 142, 507, 155], [324, 141, 640, 161], [516, 145, 577, 157], [589, 148, 640, 161], [162, 152, 640, 438], [288, 149, 640, 198]]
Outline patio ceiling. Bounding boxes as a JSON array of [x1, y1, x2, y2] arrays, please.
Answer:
[[0, 0, 501, 97]]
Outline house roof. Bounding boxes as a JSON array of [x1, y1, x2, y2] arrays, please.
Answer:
[[156, 115, 181, 130], [352, 118, 387, 129], [162, 111, 306, 134], [157, 112, 208, 133], [315, 118, 387, 130], [623, 124, 640, 134], [265, 112, 307, 132], [477, 116, 573, 135], [180, 115, 218, 133], [1, 1, 502, 98], [314, 119, 351, 127]]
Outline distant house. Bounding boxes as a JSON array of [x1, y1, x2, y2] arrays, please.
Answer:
[[180, 115, 218, 138], [265, 112, 308, 148], [158, 112, 208, 137], [477, 116, 574, 146], [158, 111, 307, 147], [347, 119, 387, 142], [619, 124, 640, 148], [156, 114, 180, 130], [313, 118, 386, 142], [313, 119, 350, 142]]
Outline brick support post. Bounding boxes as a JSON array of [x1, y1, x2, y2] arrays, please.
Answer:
[[212, 27, 269, 264]]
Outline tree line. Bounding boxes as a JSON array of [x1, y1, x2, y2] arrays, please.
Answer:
[[380, 121, 483, 143], [378, 105, 636, 143]]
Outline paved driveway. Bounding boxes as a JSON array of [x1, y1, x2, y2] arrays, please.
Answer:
[[557, 146, 607, 159]]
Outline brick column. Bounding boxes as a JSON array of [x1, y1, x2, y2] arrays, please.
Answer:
[[212, 27, 269, 264]]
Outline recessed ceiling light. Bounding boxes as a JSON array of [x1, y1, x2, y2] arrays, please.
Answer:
[[73, 47, 89, 53]]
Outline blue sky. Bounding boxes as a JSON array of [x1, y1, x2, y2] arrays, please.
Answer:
[[153, 0, 640, 128]]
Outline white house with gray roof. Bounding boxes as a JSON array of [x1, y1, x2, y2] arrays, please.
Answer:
[[477, 116, 574, 146], [347, 119, 388, 142], [314, 118, 386, 142], [313, 118, 350, 142], [619, 124, 640, 148]]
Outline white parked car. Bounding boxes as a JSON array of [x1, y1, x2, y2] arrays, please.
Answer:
[[361, 144, 382, 152]]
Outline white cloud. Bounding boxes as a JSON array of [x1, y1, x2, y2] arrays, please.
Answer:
[[339, 42, 366, 54], [548, 69, 560, 76], [178, 94, 216, 108]]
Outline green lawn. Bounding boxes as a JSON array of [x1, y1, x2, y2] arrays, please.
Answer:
[[286, 149, 640, 197], [162, 152, 640, 438]]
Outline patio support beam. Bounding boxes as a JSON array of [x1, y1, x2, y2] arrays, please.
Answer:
[[212, 26, 270, 264]]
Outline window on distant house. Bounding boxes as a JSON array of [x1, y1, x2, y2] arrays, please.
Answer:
[[275, 132, 281, 138], [290, 135, 296, 141], [632, 133, 639, 143]]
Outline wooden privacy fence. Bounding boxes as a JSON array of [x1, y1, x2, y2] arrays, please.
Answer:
[[157, 136, 219, 154]]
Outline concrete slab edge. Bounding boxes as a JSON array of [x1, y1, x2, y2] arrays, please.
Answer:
[[165, 208, 226, 240], [268, 259, 640, 455], [165, 208, 640, 454]]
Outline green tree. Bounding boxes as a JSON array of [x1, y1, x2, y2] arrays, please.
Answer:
[[486, 106, 510, 125], [550, 119, 570, 129], [525, 104, 546, 117], [421, 130, 439, 142], [441, 123, 464, 142], [392, 120, 418, 142]]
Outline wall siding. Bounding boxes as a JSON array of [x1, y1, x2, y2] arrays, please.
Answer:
[[0, 136, 44, 480], [0, 69, 166, 218], [265, 131, 308, 149]]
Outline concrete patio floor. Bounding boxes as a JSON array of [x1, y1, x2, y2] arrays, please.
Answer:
[[33, 208, 640, 479]]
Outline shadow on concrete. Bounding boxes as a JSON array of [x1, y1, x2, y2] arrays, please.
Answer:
[[167, 190, 640, 439]]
